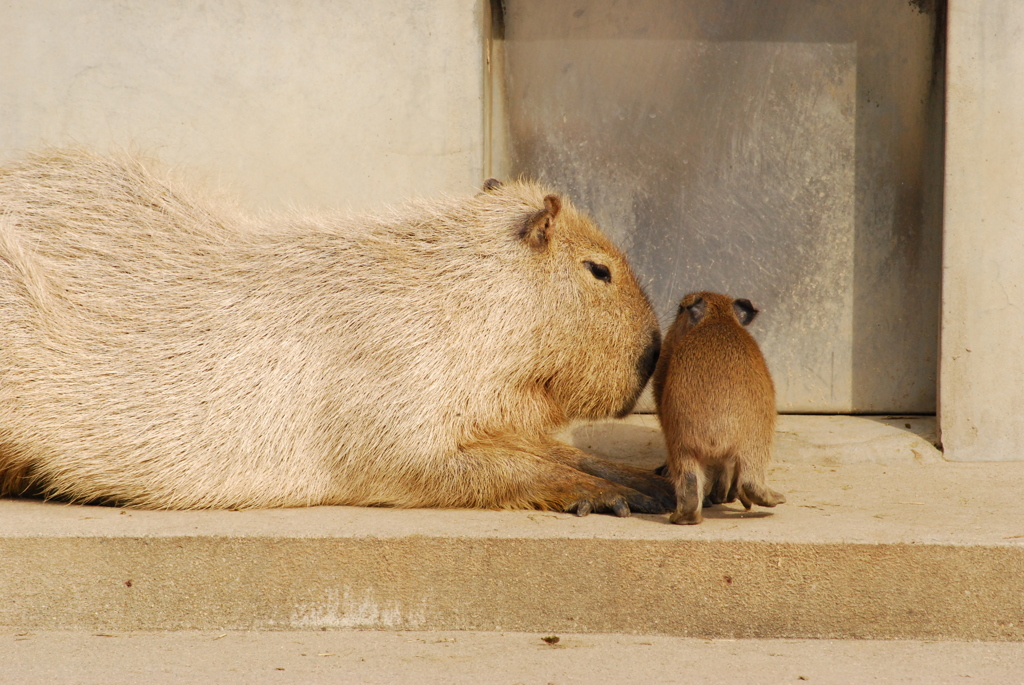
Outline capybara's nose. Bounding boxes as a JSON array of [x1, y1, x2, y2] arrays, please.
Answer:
[[639, 328, 662, 382]]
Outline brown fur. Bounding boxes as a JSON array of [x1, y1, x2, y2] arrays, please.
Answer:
[[0, 150, 671, 514], [652, 291, 785, 524]]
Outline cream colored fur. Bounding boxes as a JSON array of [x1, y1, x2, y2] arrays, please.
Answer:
[[0, 149, 667, 512]]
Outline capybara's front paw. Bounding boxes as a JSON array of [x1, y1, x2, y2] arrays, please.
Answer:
[[551, 451, 675, 512], [562, 484, 667, 517], [571, 497, 627, 518], [580, 463, 674, 512]]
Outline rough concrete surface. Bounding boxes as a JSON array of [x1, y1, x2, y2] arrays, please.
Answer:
[[942, 0, 1024, 461], [2, 416, 1022, 642], [5, 630, 1024, 685]]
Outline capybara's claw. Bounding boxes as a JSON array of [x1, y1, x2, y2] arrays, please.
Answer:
[[560, 484, 663, 517]]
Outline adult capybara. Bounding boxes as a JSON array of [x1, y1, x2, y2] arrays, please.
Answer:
[[653, 291, 785, 524], [0, 149, 669, 515]]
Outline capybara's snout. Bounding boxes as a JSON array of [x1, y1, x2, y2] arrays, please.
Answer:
[[615, 327, 662, 418], [638, 327, 662, 385]]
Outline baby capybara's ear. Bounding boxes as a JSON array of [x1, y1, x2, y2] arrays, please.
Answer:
[[732, 298, 759, 326], [687, 296, 707, 326]]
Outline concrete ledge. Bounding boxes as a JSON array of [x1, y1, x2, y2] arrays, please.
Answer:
[[3, 416, 1023, 640], [6, 630, 1024, 684]]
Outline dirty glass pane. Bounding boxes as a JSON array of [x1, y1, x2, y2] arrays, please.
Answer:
[[500, 0, 944, 413]]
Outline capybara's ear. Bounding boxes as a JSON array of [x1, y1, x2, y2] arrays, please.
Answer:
[[517, 194, 561, 250], [733, 298, 759, 326], [687, 297, 706, 326], [482, 178, 503, 192]]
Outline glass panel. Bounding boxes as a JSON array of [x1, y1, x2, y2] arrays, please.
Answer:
[[501, 0, 944, 413]]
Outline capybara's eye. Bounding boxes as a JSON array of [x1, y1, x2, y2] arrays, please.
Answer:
[[584, 260, 612, 283]]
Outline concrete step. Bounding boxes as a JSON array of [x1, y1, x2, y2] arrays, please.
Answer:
[[2, 415, 1023, 641], [6, 629, 1024, 685]]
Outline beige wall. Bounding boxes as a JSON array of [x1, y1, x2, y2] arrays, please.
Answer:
[[0, 0, 488, 212], [942, 0, 1024, 460]]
